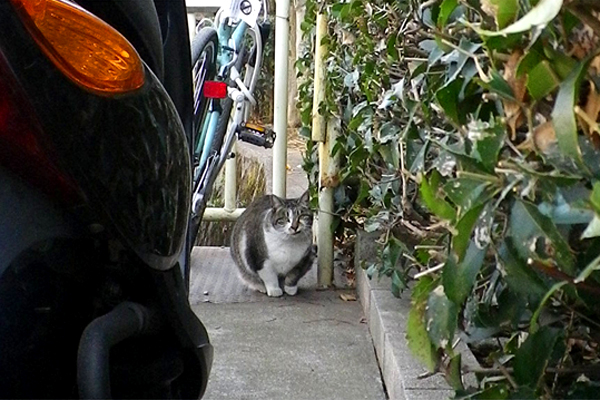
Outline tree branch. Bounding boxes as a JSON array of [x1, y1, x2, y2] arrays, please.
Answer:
[[528, 259, 600, 298]]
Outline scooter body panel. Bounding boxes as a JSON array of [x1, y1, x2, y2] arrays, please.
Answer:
[[0, 0, 212, 398], [0, 2, 191, 271]]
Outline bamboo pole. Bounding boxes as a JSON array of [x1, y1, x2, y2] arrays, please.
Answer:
[[317, 118, 340, 288], [311, 13, 327, 143], [312, 10, 337, 288]]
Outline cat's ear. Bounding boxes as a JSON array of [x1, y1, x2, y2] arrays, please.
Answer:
[[271, 194, 285, 208], [299, 190, 310, 205]]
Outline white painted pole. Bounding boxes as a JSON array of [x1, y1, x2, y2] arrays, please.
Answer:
[[187, 13, 197, 42], [224, 141, 237, 212], [272, 0, 290, 197], [202, 207, 245, 221]]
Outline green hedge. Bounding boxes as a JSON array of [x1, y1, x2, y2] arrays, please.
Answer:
[[298, 0, 600, 397]]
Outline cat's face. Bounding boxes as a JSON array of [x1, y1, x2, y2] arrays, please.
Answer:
[[269, 191, 312, 236]]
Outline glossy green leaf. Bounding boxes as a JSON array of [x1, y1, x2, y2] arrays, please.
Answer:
[[443, 241, 487, 305], [530, 281, 568, 334], [391, 269, 407, 297], [469, 120, 506, 172], [498, 239, 548, 300], [420, 172, 456, 220], [538, 195, 594, 225], [513, 326, 562, 387], [386, 35, 399, 61], [455, 384, 510, 399], [443, 177, 497, 213], [480, 70, 515, 100], [475, 0, 562, 36], [426, 285, 458, 349], [383, 237, 408, 295], [516, 43, 545, 77], [581, 216, 600, 239], [574, 253, 600, 284], [330, 3, 345, 18], [544, 47, 577, 79], [407, 277, 438, 372], [510, 200, 576, 275], [453, 205, 485, 261], [590, 182, 600, 214], [552, 58, 592, 168], [526, 61, 560, 100], [436, 79, 464, 124], [481, 0, 518, 28], [438, 0, 458, 27], [447, 354, 464, 391], [446, 39, 481, 83]]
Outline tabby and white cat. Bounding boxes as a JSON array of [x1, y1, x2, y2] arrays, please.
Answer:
[[230, 191, 314, 297]]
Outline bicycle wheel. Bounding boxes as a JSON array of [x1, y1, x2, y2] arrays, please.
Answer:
[[191, 27, 218, 163]]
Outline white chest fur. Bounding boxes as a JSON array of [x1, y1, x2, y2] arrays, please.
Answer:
[[263, 228, 311, 275]]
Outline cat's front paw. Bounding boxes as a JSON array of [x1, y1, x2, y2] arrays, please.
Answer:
[[284, 285, 298, 296], [266, 287, 283, 297], [248, 282, 267, 294]]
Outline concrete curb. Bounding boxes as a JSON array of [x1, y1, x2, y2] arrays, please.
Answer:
[[355, 231, 478, 400], [356, 267, 453, 400]]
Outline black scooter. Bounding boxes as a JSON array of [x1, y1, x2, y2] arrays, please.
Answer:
[[0, 0, 212, 398]]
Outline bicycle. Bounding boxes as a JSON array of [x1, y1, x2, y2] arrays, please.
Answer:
[[188, 0, 275, 243]]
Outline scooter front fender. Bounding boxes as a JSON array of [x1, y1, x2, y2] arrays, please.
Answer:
[[0, 3, 191, 271]]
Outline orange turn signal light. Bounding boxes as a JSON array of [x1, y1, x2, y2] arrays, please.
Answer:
[[9, 0, 145, 95]]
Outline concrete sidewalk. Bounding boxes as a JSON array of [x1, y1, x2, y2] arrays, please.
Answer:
[[190, 247, 386, 400]]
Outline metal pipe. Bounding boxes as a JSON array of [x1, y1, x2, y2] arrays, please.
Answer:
[[187, 13, 196, 43], [202, 207, 245, 221], [272, 0, 290, 197], [77, 302, 161, 399], [224, 141, 237, 212]]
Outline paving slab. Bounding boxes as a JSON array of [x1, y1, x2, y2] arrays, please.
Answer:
[[190, 246, 387, 400]]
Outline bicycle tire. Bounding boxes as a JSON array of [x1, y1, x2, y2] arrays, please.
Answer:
[[190, 27, 219, 160], [210, 45, 248, 155]]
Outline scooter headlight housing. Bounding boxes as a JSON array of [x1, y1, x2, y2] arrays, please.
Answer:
[[9, 0, 144, 96]]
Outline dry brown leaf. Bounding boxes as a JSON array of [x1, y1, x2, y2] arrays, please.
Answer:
[[570, 25, 596, 59], [579, 80, 600, 148], [590, 54, 600, 75], [340, 293, 357, 302], [533, 121, 557, 153], [502, 50, 527, 140]]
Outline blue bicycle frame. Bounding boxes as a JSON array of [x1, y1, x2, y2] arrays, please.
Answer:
[[194, 19, 249, 182]]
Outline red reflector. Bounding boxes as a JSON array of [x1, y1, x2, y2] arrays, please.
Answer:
[[203, 81, 227, 99]]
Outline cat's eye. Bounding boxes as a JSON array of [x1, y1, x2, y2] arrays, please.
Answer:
[[276, 218, 287, 226]]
